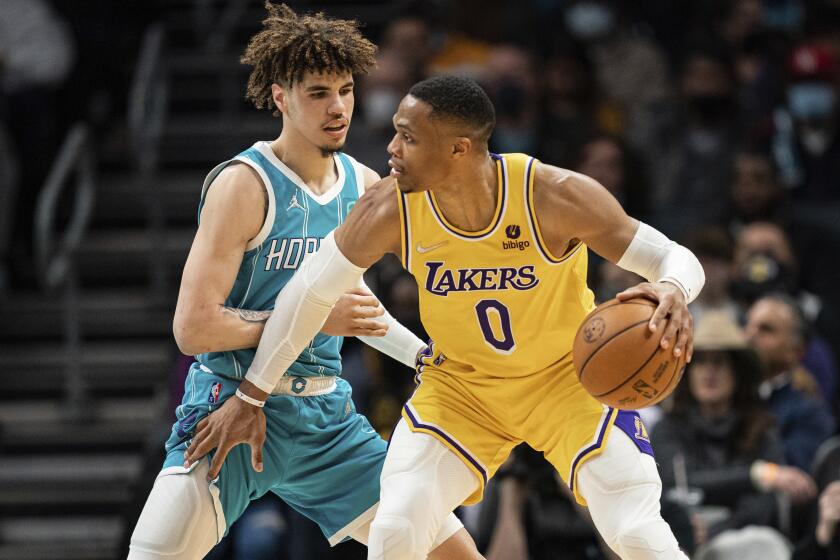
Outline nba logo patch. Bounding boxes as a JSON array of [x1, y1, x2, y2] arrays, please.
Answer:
[[208, 382, 222, 404]]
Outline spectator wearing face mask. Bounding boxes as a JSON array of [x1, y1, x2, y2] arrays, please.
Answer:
[[772, 43, 840, 202], [731, 222, 801, 306], [348, 23, 429, 176], [648, 44, 741, 239], [733, 223, 839, 405], [573, 133, 650, 219], [729, 149, 787, 227], [537, 45, 615, 167], [482, 45, 539, 154], [725, 153, 840, 356], [562, 0, 671, 149], [684, 227, 740, 326]]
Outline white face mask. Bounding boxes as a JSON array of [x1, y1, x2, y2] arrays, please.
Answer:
[[564, 2, 615, 41], [788, 83, 836, 120], [800, 126, 832, 156], [364, 89, 402, 129]]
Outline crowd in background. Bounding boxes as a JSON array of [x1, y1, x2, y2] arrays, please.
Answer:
[[4, 0, 840, 558], [348, 1, 840, 558]]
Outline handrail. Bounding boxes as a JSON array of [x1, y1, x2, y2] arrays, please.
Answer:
[[34, 123, 96, 291], [129, 22, 169, 299], [206, 0, 250, 52], [128, 22, 167, 173], [0, 122, 19, 292], [191, 0, 251, 52]]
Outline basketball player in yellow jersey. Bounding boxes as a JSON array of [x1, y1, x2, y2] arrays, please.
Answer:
[[189, 75, 705, 559]]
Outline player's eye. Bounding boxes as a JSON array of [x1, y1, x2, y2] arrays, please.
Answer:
[[402, 133, 412, 143], [340, 88, 353, 95]]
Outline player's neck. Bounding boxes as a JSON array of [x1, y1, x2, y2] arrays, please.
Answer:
[[433, 154, 499, 233], [270, 135, 339, 195]]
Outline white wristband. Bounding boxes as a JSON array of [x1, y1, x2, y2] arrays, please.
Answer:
[[235, 388, 266, 408], [357, 280, 427, 368], [617, 222, 705, 304]]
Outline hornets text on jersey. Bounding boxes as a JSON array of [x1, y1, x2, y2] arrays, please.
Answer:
[[196, 141, 366, 380]]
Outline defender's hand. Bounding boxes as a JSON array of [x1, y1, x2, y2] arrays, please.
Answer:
[[617, 281, 694, 362], [321, 288, 388, 337], [184, 386, 267, 480]]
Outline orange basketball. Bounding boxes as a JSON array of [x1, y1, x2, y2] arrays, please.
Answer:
[[572, 298, 686, 409]]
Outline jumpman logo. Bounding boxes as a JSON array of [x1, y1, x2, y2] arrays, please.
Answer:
[[287, 192, 305, 212]]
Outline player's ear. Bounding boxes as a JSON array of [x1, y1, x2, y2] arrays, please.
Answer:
[[451, 137, 471, 160], [271, 83, 288, 114]]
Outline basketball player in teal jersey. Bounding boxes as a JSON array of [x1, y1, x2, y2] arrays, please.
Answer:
[[128, 4, 481, 559]]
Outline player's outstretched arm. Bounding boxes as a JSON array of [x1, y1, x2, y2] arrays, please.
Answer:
[[173, 164, 269, 355], [344, 165, 427, 366], [184, 178, 401, 478], [534, 163, 704, 361], [174, 160, 390, 356], [356, 278, 427, 367]]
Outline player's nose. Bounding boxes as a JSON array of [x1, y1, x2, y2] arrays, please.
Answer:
[[387, 134, 400, 157], [328, 94, 347, 115]]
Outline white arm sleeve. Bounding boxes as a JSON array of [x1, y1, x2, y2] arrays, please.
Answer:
[[616, 222, 705, 304], [245, 232, 366, 393], [357, 280, 426, 368]]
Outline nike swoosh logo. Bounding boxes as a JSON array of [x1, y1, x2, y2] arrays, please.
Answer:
[[416, 241, 449, 254]]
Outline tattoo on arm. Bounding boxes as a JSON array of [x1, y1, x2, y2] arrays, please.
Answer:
[[221, 306, 272, 323]]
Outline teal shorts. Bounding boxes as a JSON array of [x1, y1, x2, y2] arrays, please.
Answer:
[[162, 364, 385, 545]]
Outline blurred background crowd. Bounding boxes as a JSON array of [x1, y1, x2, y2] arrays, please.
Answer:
[[3, 0, 840, 559]]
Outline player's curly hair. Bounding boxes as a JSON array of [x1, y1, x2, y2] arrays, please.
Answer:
[[242, 2, 377, 116], [408, 75, 496, 143]]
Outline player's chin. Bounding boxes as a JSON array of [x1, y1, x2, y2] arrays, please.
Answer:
[[319, 141, 344, 155], [395, 175, 417, 192]]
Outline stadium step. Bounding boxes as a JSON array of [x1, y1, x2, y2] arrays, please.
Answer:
[[0, 454, 143, 486], [0, 516, 123, 546], [0, 540, 117, 560], [0, 418, 168, 454], [75, 227, 192, 286], [0, 453, 145, 520], [0, 340, 174, 383], [0, 398, 162, 425], [0, 289, 175, 340], [159, 113, 277, 167], [0, 393, 170, 456], [92, 171, 204, 227]]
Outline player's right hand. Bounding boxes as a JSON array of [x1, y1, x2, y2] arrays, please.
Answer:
[[617, 280, 694, 362], [321, 288, 388, 337], [184, 391, 267, 480]]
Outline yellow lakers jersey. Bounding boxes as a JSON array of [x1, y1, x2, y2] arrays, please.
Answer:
[[396, 153, 596, 378]]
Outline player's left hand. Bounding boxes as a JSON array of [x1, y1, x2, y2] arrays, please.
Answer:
[[321, 288, 388, 337], [184, 388, 267, 480], [616, 281, 694, 362]]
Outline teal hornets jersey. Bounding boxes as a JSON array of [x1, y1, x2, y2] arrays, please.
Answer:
[[195, 141, 366, 380]]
